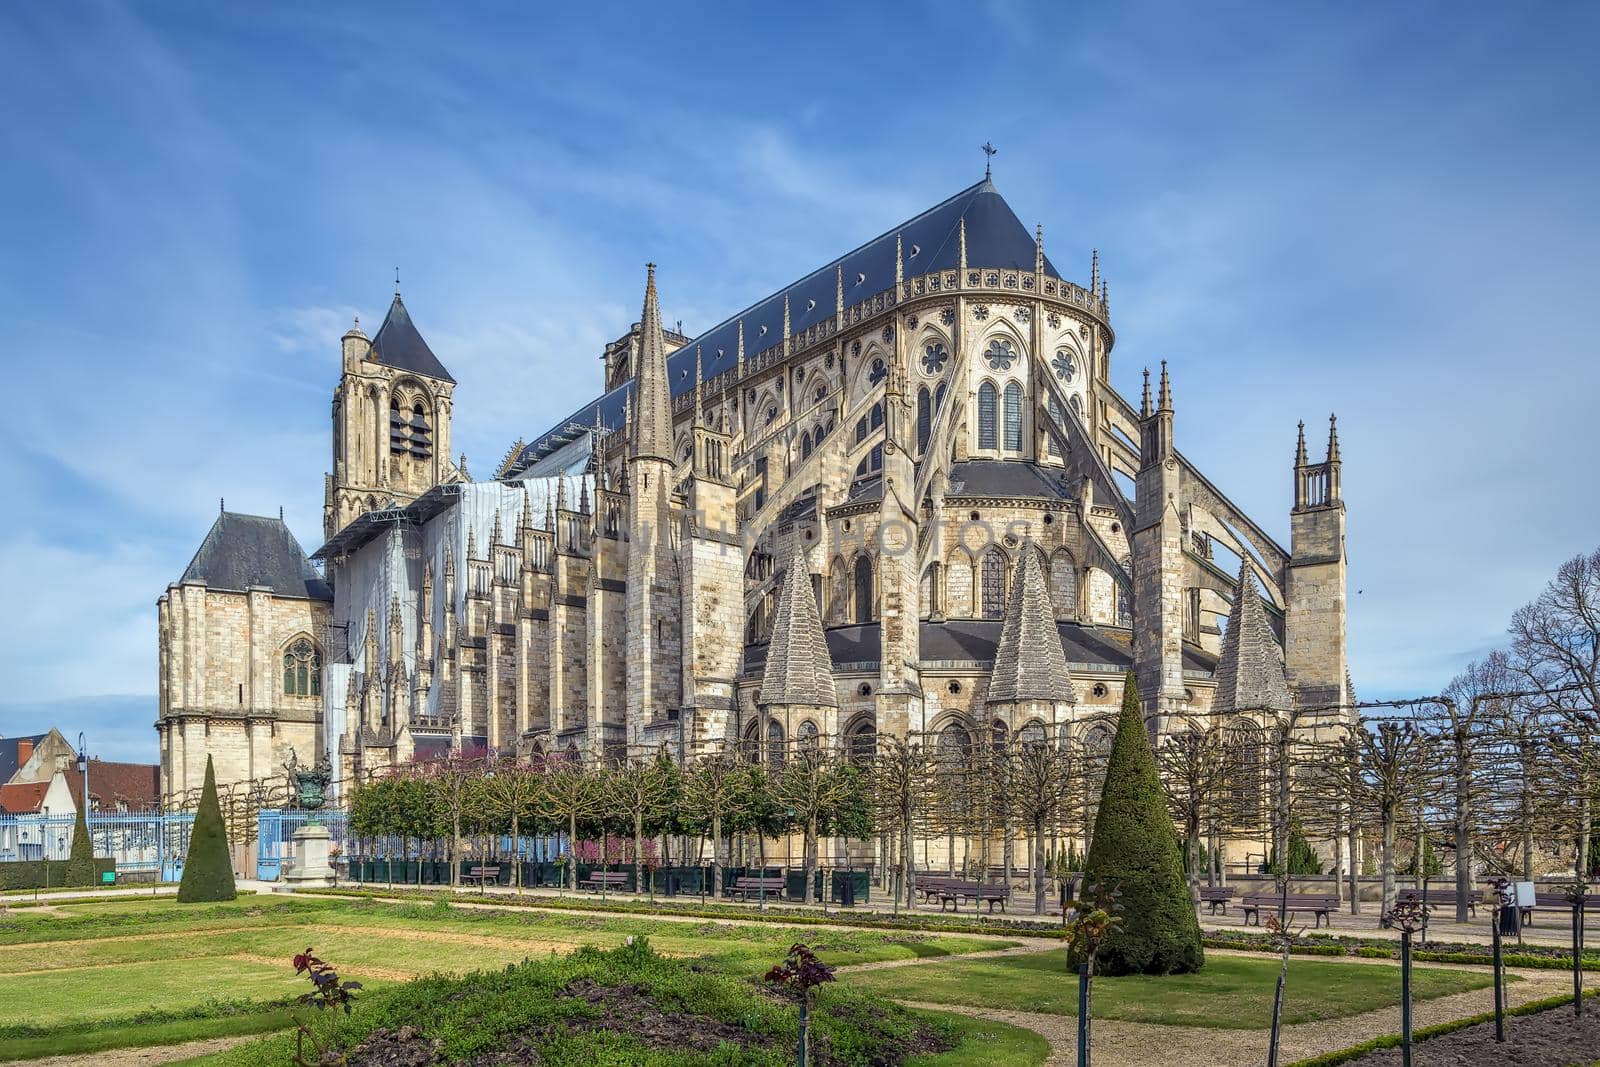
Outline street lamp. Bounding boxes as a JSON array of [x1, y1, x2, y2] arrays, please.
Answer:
[[75, 732, 88, 815]]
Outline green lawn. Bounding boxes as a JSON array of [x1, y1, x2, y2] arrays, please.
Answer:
[[848, 949, 1501, 1028], [0, 894, 1016, 1056]]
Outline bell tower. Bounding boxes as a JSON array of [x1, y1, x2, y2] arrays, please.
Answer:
[[325, 285, 456, 541]]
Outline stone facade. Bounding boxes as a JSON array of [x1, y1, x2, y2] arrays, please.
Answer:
[[160, 176, 1352, 823]]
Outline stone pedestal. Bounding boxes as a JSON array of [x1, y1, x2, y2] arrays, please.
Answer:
[[282, 823, 336, 888]]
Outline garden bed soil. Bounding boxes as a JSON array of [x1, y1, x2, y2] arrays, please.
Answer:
[[1350, 1002, 1600, 1065]]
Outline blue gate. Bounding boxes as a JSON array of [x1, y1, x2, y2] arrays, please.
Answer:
[[256, 809, 350, 880]]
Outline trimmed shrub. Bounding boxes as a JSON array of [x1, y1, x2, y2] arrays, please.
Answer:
[[178, 755, 236, 903], [1080, 672, 1205, 976], [0, 858, 114, 891], [62, 802, 98, 887]]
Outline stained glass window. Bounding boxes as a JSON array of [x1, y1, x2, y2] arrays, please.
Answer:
[[981, 548, 1007, 618], [916, 387, 931, 453], [978, 382, 998, 449], [983, 338, 1015, 370], [1003, 381, 1023, 451]]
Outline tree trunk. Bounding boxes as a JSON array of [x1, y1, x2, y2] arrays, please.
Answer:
[[1454, 733, 1471, 923], [568, 811, 578, 891], [451, 812, 462, 887], [512, 814, 522, 895], [1381, 808, 1397, 921], [711, 810, 723, 897], [1033, 816, 1047, 915], [634, 809, 645, 895], [803, 812, 818, 905]]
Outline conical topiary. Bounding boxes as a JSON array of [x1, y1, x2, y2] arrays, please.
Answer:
[[63, 799, 97, 887], [178, 755, 237, 902], [1080, 673, 1204, 975]]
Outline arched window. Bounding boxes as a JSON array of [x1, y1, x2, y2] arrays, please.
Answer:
[[870, 401, 884, 431], [1225, 721, 1265, 827], [1046, 395, 1064, 457], [828, 557, 848, 625], [1003, 381, 1023, 451], [980, 547, 1007, 619], [916, 386, 931, 454], [389, 399, 406, 455], [1082, 724, 1113, 835], [282, 639, 321, 697], [1116, 583, 1133, 627], [937, 722, 972, 763], [845, 717, 877, 764], [797, 719, 820, 752], [853, 554, 875, 623], [978, 382, 998, 450], [767, 719, 786, 768], [1018, 721, 1048, 749], [934, 381, 947, 414], [409, 403, 432, 458], [800, 430, 813, 459]]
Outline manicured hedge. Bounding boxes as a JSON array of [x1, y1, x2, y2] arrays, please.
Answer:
[[0, 858, 115, 890], [177, 756, 236, 903]]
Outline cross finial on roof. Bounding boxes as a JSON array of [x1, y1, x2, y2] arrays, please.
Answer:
[[394, 268, 401, 297], [981, 141, 997, 177]]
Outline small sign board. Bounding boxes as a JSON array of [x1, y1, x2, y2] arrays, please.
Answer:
[[1514, 881, 1536, 908]]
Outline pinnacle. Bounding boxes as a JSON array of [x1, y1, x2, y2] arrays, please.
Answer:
[[987, 541, 1077, 706], [1211, 558, 1292, 717], [758, 542, 838, 709]]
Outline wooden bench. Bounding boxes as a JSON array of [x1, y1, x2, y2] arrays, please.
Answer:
[[1198, 886, 1235, 914], [1396, 887, 1482, 917], [914, 878, 961, 904], [1240, 893, 1339, 928], [1523, 891, 1600, 924], [939, 883, 1012, 913], [581, 871, 629, 893], [729, 876, 786, 901], [466, 865, 501, 883]]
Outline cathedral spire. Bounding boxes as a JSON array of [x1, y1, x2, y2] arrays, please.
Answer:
[[630, 263, 673, 463], [1294, 420, 1308, 467]]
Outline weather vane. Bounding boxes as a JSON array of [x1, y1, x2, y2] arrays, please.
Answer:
[[982, 141, 997, 178]]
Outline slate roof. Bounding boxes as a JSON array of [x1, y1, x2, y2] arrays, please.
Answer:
[[743, 619, 1217, 675], [757, 544, 838, 708], [515, 178, 1058, 473], [987, 543, 1078, 705], [0, 734, 45, 784], [1211, 560, 1292, 716], [946, 460, 1073, 500], [179, 512, 333, 600], [370, 294, 454, 384]]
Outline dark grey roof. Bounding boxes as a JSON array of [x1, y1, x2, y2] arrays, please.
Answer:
[[370, 295, 454, 384], [517, 178, 1059, 472], [0, 734, 46, 784], [743, 619, 1209, 674], [946, 460, 1073, 500], [180, 512, 332, 600]]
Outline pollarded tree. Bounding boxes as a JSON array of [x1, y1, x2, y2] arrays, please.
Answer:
[[1155, 725, 1227, 892], [680, 749, 747, 897], [772, 741, 872, 904], [424, 755, 479, 886], [479, 757, 543, 893], [178, 755, 237, 903], [1011, 735, 1072, 914], [1079, 673, 1203, 976], [1349, 720, 1434, 920], [869, 737, 932, 909], [610, 754, 674, 893], [536, 755, 606, 891]]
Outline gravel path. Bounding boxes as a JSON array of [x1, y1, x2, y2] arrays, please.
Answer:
[[0, 1033, 254, 1066], [893, 954, 1575, 1066]]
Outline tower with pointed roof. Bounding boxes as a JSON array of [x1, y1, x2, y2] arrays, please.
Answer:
[[325, 289, 456, 541], [625, 265, 684, 747], [757, 543, 838, 740], [986, 542, 1078, 728]]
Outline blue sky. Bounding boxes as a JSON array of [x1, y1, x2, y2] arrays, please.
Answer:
[[2, 2, 1596, 762]]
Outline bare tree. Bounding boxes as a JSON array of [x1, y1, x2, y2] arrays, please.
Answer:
[[478, 756, 542, 894], [1350, 721, 1435, 919], [681, 748, 746, 898], [1510, 547, 1600, 874], [869, 736, 931, 910], [424, 754, 479, 887], [1156, 725, 1227, 893], [1012, 734, 1073, 914], [535, 756, 605, 891], [1440, 654, 1515, 920]]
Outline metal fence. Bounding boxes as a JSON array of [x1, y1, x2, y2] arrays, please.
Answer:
[[0, 808, 349, 882]]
